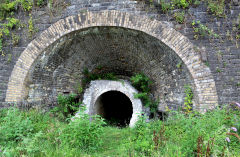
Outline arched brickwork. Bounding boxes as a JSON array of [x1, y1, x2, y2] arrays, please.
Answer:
[[5, 10, 218, 111]]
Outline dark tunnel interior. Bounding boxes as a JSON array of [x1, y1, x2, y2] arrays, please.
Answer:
[[96, 91, 133, 127]]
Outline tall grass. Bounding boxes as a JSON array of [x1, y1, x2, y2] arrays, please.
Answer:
[[0, 106, 239, 156]]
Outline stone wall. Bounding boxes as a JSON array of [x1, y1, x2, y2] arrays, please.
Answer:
[[0, 0, 239, 109], [26, 27, 194, 111]]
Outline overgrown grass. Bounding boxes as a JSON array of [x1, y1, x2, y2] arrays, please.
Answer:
[[0, 106, 239, 156]]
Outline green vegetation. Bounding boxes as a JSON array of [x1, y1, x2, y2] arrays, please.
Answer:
[[176, 61, 183, 69], [192, 20, 219, 39], [0, 17, 20, 54], [82, 68, 118, 86], [7, 54, 12, 63], [216, 67, 222, 73], [236, 82, 240, 87], [11, 33, 20, 46], [174, 11, 185, 24], [0, 106, 239, 156], [51, 93, 82, 121], [183, 85, 193, 113], [207, 0, 225, 17], [0, 0, 34, 55], [82, 69, 159, 114], [36, 0, 45, 7], [157, 0, 192, 12], [0, 30, 3, 55], [158, 0, 172, 13], [172, 0, 191, 9], [28, 14, 35, 38], [0, 0, 33, 20], [130, 73, 158, 113]]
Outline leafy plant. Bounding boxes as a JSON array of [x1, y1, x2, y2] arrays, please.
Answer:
[[173, 0, 191, 9], [28, 14, 35, 38], [36, 0, 45, 7], [192, 20, 219, 39], [127, 114, 154, 155], [159, 0, 172, 13], [183, 85, 193, 113], [130, 73, 152, 93], [176, 61, 183, 69], [82, 68, 118, 85], [0, 108, 34, 146], [207, 0, 225, 17], [174, 11, 185, 24], [51, 93, 81, 121], [216, 67, 222, 73], [131, 73, 158, 114], [19, 0, 33, 12], [0, 30, 3, 55], [59, 107, 106, 153], [12, 33, 20, 46]]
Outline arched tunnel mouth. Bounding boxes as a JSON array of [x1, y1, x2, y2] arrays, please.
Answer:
[[95, 91, 133, 127]]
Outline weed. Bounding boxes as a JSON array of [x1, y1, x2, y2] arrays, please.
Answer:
[[174, 11, 185, 24], [19, 0, 33, 12], [59, 107, 106, 153], [12, 33, 20, 46], [204, 61, 210, 67], [237, 82, 240, 87], [7, 54, 12, 63], [131, 73, 158, 114], [192, 20, 219, 39], [173, 0, 191, 9], [216, 67, 222, 73], [207, 0, 225, 17], [51, 93, 81, 121], [159, 0, 172, 13], [28, 14, 35, 38], [0, 31, 3, 54], [36, 0, 45, 7], [82, 68, 118, 86], [176, 61, 183, 69], [183, 85, 193, 113]]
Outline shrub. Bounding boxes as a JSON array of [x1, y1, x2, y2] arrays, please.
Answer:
[[131, 73, 158, 114], [51, 93, 81, 121], [0, 108, 34, 146], [130, 73, 152, 93], [207, 0, 225, 17], [59, 107, 106, 152]]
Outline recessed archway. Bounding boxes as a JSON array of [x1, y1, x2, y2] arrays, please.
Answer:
[[95, 91, 133, 127], [5, 10, 218, 112], [76, 80, 143, 127]]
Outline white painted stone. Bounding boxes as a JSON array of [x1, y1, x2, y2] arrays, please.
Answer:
[[75, 80, 143, 127]]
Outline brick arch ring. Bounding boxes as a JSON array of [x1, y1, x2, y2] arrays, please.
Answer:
[[5, 10, 218, 112]]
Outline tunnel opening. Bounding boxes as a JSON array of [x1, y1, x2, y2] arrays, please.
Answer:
[[95, 91, 133, 127]]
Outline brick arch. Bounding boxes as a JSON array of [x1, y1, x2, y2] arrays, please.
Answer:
[[5, 10, 218, 111]]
